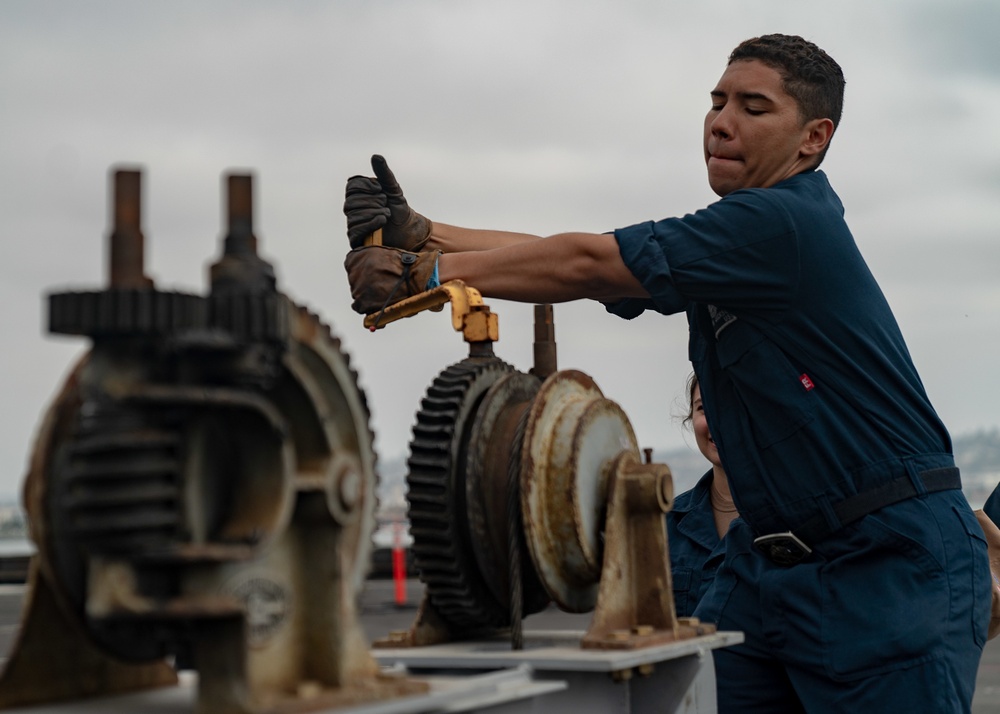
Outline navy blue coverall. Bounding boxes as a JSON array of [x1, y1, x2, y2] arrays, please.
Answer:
[[667, 470, 729, 618], [609, 170, 990, 713]]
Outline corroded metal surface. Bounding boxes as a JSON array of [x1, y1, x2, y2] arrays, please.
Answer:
[[521, 370, 638, 613], [530, 304, 557, 380], [399, 356, 691, 654], [108, 169, 153, 290], [346, 237, 697, 662], [466, 372, 549, 619], [405, 357, 516, 630], [0, 560, 177, 710], [4, 166, 402, 713], [581, 451, 715, 650]]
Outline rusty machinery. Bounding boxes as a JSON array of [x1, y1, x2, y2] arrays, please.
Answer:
[[359, 235, 715, 654], [0, 169, 427, 713]]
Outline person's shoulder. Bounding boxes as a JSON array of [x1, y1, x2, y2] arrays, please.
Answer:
[[673, 487, 697, 511], [672, 470, 714, 512], [725, 170, 841, 220], [693, 181, 797, 233], [729, 170, 828, 201], [772, 169, 837, 201]]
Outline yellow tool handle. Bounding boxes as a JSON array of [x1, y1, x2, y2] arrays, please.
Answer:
[[364, 284, 454, 331], [364, 228, 383, 247]]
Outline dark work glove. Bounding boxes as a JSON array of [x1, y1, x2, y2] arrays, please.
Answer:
[[343, 156, 433, 251], [344, 246, 440, 315], [344, 175, 390, 247], [372, 155, 433, 251]]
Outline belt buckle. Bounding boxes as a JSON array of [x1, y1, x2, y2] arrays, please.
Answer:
[[753, 531, 813, 566]]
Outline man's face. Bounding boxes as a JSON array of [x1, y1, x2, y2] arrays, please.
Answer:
[[703, 59, 818, 197]]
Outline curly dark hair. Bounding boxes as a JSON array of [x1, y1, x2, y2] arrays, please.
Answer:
[[729, 34, 845, 166]]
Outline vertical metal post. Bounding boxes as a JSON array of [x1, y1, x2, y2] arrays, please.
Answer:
[[225, 174, 256, 257], [210, 172, 276, 294], [393, 520, 408, 606], [530, 304, 557, 380], [109, 169, 152, 289]]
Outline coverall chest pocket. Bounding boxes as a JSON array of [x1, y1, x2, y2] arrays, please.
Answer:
[[670, 567, 701, 620], [714, 320, 814, 449]]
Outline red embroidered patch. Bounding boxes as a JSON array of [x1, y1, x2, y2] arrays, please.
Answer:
[[800, 373, 815, 391]]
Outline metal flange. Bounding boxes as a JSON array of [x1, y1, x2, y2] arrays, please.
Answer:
[[520, 370, 639, 612]]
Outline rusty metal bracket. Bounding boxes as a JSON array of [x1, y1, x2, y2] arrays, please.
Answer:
[[581, 451, 716, 650], [0, 560, 177, 710], [372, 591, 465, 649]]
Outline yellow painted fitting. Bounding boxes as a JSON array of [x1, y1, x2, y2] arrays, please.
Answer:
[[364, 280, 499, 344]]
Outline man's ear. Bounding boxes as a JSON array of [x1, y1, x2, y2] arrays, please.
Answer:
[[800, 118, 835, 158]]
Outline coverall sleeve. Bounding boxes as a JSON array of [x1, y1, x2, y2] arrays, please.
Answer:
[[605, 189, 800, 320]]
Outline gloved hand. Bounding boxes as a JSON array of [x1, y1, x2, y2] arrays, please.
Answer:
[[974, 509, 1000, 640], [344, 245, 440, 315], [343, 155, 432, 251], [344, 174, 389, 247]]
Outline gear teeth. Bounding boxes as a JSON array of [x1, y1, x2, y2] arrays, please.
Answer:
[[49, 289, 205, 337], [405, 357, 515, 629], [289, 300, 379, 591], [59, 421, 183, 551], [208, 292, 290, 343]]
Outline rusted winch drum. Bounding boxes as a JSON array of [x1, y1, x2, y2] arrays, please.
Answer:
[[401, 325, 688, 650]]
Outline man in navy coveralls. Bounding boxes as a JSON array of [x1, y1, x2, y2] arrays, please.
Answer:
[[343, 34, 990, 713]]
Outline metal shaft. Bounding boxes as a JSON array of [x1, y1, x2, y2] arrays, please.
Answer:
[[531, 304, 557, 379], [225, 174, 256, 256], [109, 169, 152, 289], [210, 172, 276, 294]]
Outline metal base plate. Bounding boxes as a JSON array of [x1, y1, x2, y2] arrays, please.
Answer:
[[374, 630, 744, 714], [373, 630, 742, 673], [0, 668, 565, 714]]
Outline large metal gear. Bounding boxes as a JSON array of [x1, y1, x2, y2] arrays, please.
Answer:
[[49, 289, 206, 337], [464, 371, 551, 632], [30, 291, 378, 670], [280, 302, 378, 594], [406, 356, 524, 630], [3, 167, 395, 713]]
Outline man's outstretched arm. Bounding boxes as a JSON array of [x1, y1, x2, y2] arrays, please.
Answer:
[[344, 228, 648, 315], [344, 155, 649, 311], [426, 221, 541, 253], [438, 230, 648, 304]]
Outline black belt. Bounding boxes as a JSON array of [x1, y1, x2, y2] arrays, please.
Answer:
[[753, 467, 961, 566]]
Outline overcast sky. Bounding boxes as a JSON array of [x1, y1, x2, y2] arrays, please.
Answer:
[[1, 0, 998, 500]]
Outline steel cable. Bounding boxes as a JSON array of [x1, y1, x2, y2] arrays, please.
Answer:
[[506, 406, 531, 650]]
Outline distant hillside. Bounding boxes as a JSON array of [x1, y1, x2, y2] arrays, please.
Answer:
[[953, 428, 1000, 508], [376, 428, 1000, 511]]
